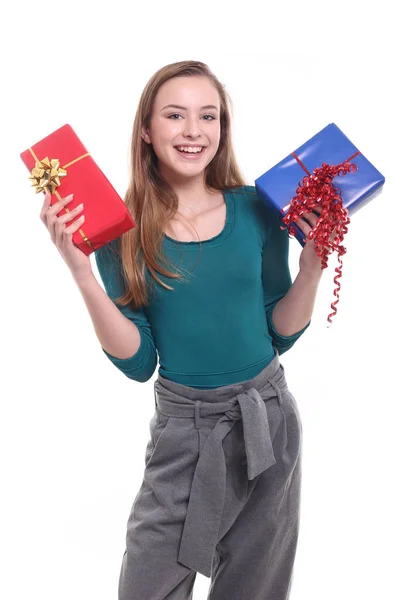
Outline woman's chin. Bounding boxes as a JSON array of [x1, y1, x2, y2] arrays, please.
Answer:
[[162, 161, 206, 179]]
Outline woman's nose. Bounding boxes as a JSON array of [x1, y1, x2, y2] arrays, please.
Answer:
[[183, 117, 202, 136]]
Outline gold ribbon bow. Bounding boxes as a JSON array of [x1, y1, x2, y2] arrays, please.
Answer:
[[28, 157, 68, 195], [27, 148, 94, 250]]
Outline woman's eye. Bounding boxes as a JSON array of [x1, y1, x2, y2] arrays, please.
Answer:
[[168, 114, 216, 120]]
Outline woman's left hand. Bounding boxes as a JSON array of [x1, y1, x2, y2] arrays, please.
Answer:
[[297, 205, 348, 276]]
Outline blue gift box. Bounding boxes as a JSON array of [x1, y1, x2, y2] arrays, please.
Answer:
[[255, 123, 385, 247]]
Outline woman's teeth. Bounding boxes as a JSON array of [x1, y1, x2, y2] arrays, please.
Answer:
[[176, 146, 204, 154]]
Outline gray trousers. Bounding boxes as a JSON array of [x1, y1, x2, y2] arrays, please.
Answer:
[[118, 349, 303, 600]]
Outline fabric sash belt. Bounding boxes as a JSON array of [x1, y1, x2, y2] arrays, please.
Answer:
[[153, 370, 289, 577]]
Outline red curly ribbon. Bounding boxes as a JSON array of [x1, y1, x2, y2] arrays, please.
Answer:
[[279, 151, 360, 324]]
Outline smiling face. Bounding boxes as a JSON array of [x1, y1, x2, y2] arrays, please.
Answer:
[[142, 75, 221, 185]]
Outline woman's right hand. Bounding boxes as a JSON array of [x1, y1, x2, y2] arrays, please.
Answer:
[[40, 191, 93, 281]]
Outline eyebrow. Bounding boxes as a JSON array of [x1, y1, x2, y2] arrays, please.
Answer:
[[161, 104, 219, 111]]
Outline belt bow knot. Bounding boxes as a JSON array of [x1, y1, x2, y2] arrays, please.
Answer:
[[176, 377, 287, 577]]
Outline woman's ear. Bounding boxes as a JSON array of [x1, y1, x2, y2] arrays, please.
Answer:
[[141, 129, 151, 144]]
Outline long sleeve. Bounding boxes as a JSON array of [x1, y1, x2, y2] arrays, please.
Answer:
[[259, 199, 310, 355], [94, 241, 158, 382]]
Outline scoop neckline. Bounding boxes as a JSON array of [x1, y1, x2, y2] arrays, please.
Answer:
[[163, 190, 235, 250]]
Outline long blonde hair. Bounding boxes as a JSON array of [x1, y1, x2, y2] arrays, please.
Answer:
[[114, 60, 247, 309]]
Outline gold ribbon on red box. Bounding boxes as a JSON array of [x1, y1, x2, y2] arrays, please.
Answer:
[[27, 149, 94, 251]]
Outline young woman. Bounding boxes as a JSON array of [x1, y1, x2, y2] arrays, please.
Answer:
[[40, 60, 326, 600]]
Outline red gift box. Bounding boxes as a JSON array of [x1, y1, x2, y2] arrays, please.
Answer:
[[20, 124, 135, 256]]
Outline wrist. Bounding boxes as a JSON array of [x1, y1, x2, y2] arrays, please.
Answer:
[[72, 270, 96, 288], [298, 265, 324, 282]]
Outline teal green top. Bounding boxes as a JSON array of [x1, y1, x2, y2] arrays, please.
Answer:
[[94, 185, 310, 388]]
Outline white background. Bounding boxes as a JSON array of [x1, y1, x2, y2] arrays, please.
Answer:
[[2, 1, 398, 598]]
